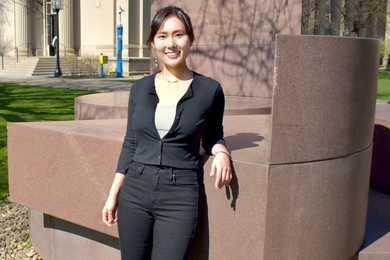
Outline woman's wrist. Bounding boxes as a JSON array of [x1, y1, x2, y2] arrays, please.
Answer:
[[215, 150, 232, 161]]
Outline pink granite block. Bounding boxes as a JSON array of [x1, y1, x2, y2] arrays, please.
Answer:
[[194, 115, 272, 259], [8, 115, 273, 259], [194, 160, 269, 259], [8, 120, 126, 237], [270, 35, 379, 164], [264, 147, 372, 259], [223, 115, 271, 164], [74, 92, 129, 120], [7, 113, 374, 259], [187, 45, 276, 97]]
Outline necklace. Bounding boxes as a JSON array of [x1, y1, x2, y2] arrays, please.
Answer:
[[160, 71, 191, 83]]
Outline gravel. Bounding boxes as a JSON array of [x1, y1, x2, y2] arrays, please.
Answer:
[[0, 199, 42, 260]]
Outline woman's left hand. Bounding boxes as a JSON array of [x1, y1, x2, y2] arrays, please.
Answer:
[[210, 150, 232, 190]]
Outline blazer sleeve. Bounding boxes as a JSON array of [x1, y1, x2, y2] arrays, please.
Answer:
[[115, 84, 137, 174], [201, 83, 226, 154]]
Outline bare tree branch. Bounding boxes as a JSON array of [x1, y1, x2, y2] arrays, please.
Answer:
[[0, 0, 44, 24]]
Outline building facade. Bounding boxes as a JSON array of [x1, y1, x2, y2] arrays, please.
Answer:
[[0, 0, 151, 66]]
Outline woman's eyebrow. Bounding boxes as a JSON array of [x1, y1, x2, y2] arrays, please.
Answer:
[[157, 29, 186, 34]]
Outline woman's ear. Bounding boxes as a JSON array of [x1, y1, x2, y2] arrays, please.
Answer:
[[151, 42, 155, 49]]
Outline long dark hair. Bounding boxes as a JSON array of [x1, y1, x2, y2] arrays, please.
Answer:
[[147, 6, 195, 47]]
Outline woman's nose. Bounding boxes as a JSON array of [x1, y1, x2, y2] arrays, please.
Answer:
[[167, 37, 176, 48]]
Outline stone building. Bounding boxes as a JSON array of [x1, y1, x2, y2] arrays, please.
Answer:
[[1, 0, 388, 68], [0, 0, 151, 73]]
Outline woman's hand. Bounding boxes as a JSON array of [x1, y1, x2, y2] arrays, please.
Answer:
[[102, 195, 119, 227], [210, 147, 232, 190], [102, 173, 126, 227]]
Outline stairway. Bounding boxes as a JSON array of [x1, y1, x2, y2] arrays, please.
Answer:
[[0, 57, 39, 76], [32, 57, 61, 76], [0, 56, 75, 76], [1, 56, 151, 77]]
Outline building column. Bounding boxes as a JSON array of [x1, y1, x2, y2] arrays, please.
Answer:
[[14, 0, 30, 56], [59, 0, 74, 55]]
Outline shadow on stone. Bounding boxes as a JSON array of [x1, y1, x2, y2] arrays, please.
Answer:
[[370, 124, 390, 194], [43, 214, 120, 249]]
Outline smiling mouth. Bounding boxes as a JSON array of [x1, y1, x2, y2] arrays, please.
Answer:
[[166, 51, 180, 58]]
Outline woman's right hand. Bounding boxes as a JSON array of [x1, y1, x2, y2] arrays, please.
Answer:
[[102, 173, 126, 227], [102, 195, 118, 227]]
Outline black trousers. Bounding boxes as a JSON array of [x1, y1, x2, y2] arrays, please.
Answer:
[[118, 161, 199, 260]]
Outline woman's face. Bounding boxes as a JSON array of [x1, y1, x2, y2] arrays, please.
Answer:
[[151, 15, 193, 70]]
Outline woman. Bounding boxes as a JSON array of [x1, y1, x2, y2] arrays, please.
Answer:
[[102, 5, 232, 260]]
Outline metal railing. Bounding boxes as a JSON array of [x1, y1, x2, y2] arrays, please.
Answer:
[[1, 42, 31, 70], [58, 43, 79, 58]]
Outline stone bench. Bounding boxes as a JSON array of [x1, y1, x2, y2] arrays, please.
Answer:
[[8, 35, 382, 259]]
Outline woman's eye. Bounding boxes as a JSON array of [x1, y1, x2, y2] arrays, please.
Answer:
[[157, 35, 166, 39]]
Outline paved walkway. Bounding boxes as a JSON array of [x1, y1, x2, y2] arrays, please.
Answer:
[[0, 74, 147, 92]]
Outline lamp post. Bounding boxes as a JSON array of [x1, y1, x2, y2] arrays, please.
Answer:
[[52, 0, 63, 77]]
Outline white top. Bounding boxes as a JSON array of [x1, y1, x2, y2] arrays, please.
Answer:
[[155, 103, 176, 139]]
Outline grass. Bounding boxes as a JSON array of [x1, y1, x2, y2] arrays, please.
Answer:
[[377, 71, 390, 100], [0, 72, 390, 200], [115, 79, 137, 84], [0, 83, 98, 200]]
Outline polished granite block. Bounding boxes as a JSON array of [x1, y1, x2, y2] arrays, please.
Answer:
[[270, 35, 379, 165]]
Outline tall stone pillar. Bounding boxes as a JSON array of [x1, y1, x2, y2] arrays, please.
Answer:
[[59, 0, 74, 55], [14, 0, 30, 56]]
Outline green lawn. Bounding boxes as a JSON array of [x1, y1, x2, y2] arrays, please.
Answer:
[[0, 83, 98, 199], [377, 71, 390, 100], [1, 73, 390, 200]]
